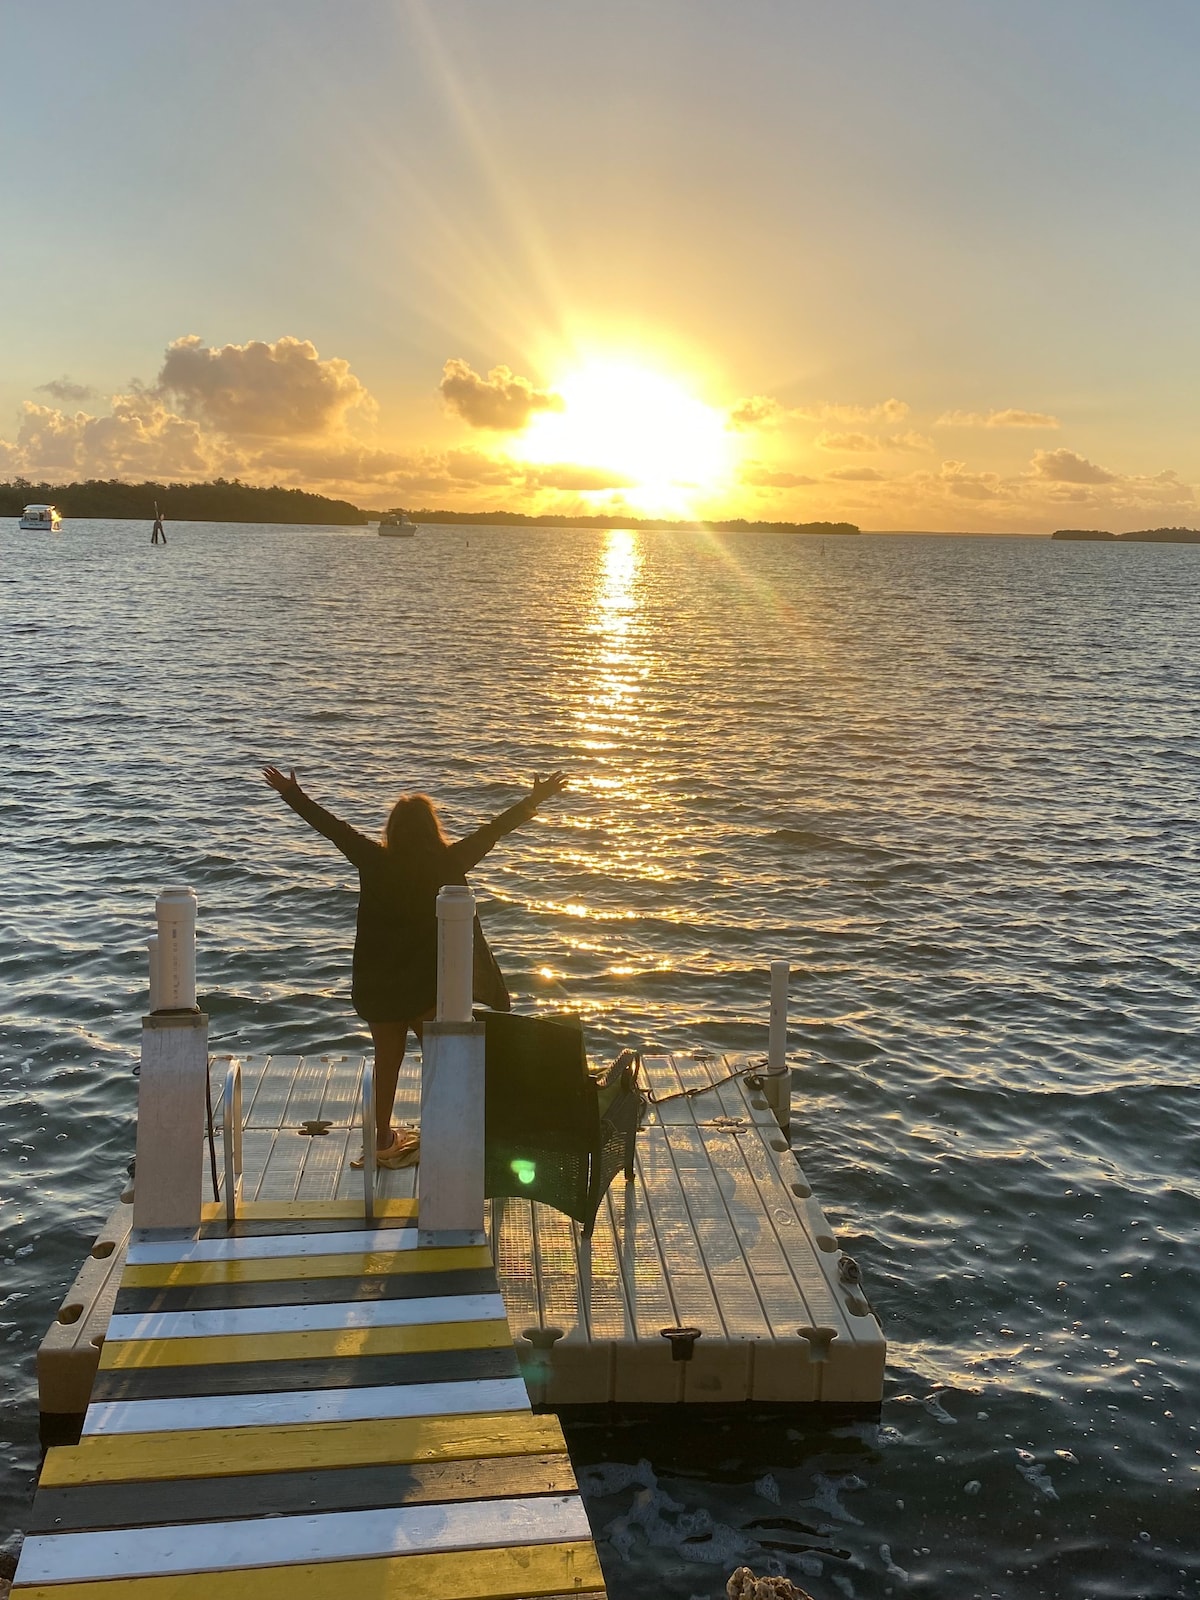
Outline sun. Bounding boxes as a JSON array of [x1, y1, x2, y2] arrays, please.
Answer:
[[512, 358, 734, 512]]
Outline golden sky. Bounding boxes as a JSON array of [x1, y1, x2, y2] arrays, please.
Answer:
[[3, 1, 1198, 533]]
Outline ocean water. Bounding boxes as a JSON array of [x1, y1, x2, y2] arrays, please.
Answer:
[[0, 518, 1197, 1598]]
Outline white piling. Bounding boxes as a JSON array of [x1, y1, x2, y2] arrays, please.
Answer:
[[766, 959, 791, 1130], [155, 887, 198, 1011], [133, 888, 208, 1234], [419, 886, 485, 1243]]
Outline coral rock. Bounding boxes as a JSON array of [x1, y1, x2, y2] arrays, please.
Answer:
[[726, 1565, 815, 1600]]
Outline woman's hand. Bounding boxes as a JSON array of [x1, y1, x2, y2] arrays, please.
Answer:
[[262, 765, 302, 798], [529, 771, 568, 807]]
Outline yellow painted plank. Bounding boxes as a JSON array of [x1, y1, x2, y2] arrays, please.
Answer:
[[99, 1317, 513, 1371], [121, 1242, 485, 1289], [197, 1191, 415, 1216], [41, 1411, 569, 1487], [11, 1539, 605, 1600]]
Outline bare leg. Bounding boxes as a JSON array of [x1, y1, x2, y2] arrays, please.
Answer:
[[368, 1021, 407, 1151]]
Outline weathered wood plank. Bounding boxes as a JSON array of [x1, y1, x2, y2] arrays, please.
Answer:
[[83, 1376, 533, 1436], [45, 1411, 569, 1486], [31, 1452, 578, 1532], [16, 1495, 594, 1583], [11, 1541, 604, 1600]]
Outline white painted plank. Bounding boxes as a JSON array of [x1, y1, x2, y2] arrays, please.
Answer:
[[316, 1055, 363, 1125], [533, 1204, 587, 1345], [295, 1126, 350, 1200], [489, 1198, 539, 1333], [126, 1227, 418, 1265], [17, 1493, 591, 1583], [237, 1127, 277, 1201], [281, 1054, 336, 1130], [255, 1124, 307, 1204], [244, 1055, 303, 1127], [107, 1293, 507, 1342], [83, 1376, 532, 1436]]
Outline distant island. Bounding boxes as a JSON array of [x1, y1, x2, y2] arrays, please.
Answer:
[[407, 510, 860, 534], [0, 478, 367, 524], [1, 478, 859, 535], [1052, 526, 1200, 543]]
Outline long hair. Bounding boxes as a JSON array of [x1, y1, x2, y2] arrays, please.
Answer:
[[384, 793, 449, 861]]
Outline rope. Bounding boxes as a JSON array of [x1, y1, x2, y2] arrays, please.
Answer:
[[636, 1054, 789, 1106]]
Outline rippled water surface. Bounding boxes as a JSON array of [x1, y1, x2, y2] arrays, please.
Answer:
[[1, 519, 1197, 1596]]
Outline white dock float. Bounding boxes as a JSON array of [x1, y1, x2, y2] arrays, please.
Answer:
[[41, 1047, 883, 1417]]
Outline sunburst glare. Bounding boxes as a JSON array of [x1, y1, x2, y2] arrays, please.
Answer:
[[514, 359, 734, 514]]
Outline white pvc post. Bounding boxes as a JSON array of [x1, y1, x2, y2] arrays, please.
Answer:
[[419, 886, 486, 1243], [146, 935, 161, 1012], [435, 885, 475, 1022], [766, 959, 791, 1130], [133, 887, 208, 1234], [155, 887, 198, 1011]]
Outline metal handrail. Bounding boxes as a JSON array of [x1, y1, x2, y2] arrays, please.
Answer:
[[361, 1057, 376, 1225], [221, 1059, 243, 1226]]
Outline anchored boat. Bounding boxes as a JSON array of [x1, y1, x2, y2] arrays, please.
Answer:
[[379, 509, 417, 536], [19, 503, 62, 531]]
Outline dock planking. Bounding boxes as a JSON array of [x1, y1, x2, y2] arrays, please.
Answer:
[[40, 1047, 883, 1419], [17, 1200, 606, 1599]]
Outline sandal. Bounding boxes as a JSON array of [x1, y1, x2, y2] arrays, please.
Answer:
[[351, 1128, 420, 1170]]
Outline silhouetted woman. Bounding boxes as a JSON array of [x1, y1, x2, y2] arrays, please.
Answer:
[[262, 765, 568, 1165]]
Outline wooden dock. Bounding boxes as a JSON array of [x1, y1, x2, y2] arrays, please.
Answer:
[[18, 1197, 606, 1599], [40, 1047, 884, 1420], [23, 887, 883, 1600]]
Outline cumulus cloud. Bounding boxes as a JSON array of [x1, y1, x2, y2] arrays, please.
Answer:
[[931, 459, 1002, 500], [937, 408, 1061, 429], [157, 334, 372, 439], [817, 428, 933, 454], [1031, 448, 1117, 485], [11, 395, 218, 480], [828, 466, 887, 482], [35, 376, 96, 403], [439, 358, 564, 432], [799, 398, 910, 425], [727, 395, 786, 431], [740, 464, 819, 488], [816, 431, 878, 453]]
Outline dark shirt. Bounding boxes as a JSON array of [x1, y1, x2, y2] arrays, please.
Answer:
[[283, 789, 536, 1022]]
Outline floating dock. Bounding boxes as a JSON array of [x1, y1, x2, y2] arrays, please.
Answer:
[[42, 1048, 883, 1417], [24, 885, 884, 1597]]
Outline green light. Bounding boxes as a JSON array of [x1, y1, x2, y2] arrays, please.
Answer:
[[511, 1158, 537, 1186]]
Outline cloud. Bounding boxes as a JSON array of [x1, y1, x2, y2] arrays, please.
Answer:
[[439, 358, 564, 432], [158, 334, 371, 439], [816, 430, 878, 453], [11, 394, 219, 480], [727, 395, 785, 431], [526, 464, 635, 491], [1031, 448, 1117, 485], [937, 408, 1061, 429], [798, 398, 910, 425], [740, 464, 819, 488], [35, 377, 96, 403], [817, 429, 932, 454], [933, 460, 1002, 500], [827, 466, 887, 482]]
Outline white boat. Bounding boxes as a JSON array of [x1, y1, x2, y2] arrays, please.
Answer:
[[19, 504, 62, 531], [379, 510, 417, 537]]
